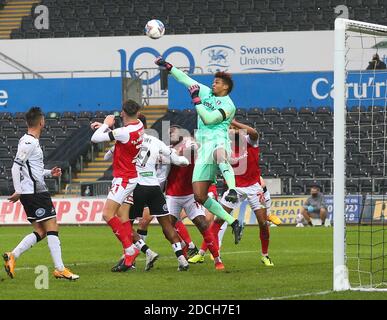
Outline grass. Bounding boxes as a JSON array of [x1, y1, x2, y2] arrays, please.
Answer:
[[0, 225, 387, 300]]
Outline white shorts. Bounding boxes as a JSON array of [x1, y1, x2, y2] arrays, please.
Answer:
[[166, 194, 205, 221], [107, 177, 138, 205], [220, 182, 272, 211]]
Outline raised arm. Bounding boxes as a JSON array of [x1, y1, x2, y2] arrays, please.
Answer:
[[231, 119, 259, 141], [158, 140, 189, 166], [91, 115, 114, 143], [170, 66, 198, 88], [155, 56, 197, 88]]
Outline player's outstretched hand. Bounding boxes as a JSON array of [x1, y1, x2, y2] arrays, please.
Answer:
[[188, 84, 201, 105], [90, 122, 102, 130], [8, 192, 20, 203], [104, 115, 115, 128], [154, 56, 173, 71], [51, 166, 62, 177]]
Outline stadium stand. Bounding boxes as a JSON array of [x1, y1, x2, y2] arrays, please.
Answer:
[[138, 107, 383, 195], [0, 111, 108, 195], [4, 0, 387, 39], [1, 0, 383, 196], [2, 106, 381, 195]]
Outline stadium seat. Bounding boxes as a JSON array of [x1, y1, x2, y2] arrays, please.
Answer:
[[275, 9, 291, 24], [260, 10, 277, 24], [239, 0, 253, 11], [11, 0, 379, 38]]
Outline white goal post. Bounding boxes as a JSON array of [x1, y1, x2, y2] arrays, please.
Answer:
[[334, 18, 387, 292]]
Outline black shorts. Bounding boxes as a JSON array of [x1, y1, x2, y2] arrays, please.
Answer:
[[20, 192, 56, 223], [129, 184, 169, 220]]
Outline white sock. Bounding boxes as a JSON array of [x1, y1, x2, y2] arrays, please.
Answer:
[[47, 233, 64, 271], [177, 255, 187, 264], [12, 232, 40, 259], [124, 244, 137, 255], [188, 242, 195, 249], [134, 239, 146, 251], [172, 242, 182, 253], [198, 249, 206, 256], [218, 222, 228, 248]]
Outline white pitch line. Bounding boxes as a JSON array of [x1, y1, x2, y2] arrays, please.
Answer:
[[14, 250, 258, 271], [259, 290, 333, 300]]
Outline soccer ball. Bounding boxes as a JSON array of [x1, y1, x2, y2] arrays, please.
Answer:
[[144, 19, 165, 39]]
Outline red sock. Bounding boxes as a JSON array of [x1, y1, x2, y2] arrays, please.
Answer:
[[200, 221, 222, 252], [181, 240, 188, 258], [122, 220, 133, 241], [260, 224, 270, 255], [201, 228, 219, 258], [107, 216, 132, 250], [175, 221, 193, 246]]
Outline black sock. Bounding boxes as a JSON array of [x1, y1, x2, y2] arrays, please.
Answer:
[[175, 250, 183, 258], [140, 244, 149, 254], [137, 229, 148, 236]]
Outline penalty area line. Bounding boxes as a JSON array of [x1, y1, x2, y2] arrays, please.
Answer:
[[259, 290, 333, 300]]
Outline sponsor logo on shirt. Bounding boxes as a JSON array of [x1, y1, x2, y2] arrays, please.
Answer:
[[203, 101, 215, 110], [140, 172, 154, 177]]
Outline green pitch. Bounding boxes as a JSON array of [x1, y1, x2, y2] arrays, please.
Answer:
[[1, 225, 387, 300]]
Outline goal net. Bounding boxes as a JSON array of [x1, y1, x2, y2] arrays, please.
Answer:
[[334, 18, 387, 291]]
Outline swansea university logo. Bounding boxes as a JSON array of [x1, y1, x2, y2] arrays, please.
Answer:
[[201, 45, 235, 73]]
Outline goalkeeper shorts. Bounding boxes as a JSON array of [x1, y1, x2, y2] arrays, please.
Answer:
[[192, 139, 231, 183]]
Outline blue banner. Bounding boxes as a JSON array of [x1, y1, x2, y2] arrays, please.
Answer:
[[168, 71, 387, 110], [0, 77, 122, 113], [233, 195, 362, 225], [324, 195, 362, 224]]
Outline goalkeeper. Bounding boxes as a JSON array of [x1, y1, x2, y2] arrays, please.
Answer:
[[155, 57, 243, 244]]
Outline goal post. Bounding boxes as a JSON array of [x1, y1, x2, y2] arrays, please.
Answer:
[[333, 18, 349, 292], [334, 18, 387, 292]]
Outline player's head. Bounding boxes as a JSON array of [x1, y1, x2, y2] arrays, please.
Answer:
[[121, 99, 141, 120], [25, 106, 45, 129], [310, 185, 320, 196], [169, 124, 183, 145], [212, 71, 233, 96], [373, 53, 380, 61]]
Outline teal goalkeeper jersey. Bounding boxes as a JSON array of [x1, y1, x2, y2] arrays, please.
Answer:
[[170, 67, 236, 145]]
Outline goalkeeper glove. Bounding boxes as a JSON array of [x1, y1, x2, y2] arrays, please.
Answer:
[[188, 84, 201, 105], [154, 56, 173, 72]]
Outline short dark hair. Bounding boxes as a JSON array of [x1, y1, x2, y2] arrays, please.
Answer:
[[122, 99, 141, 117], [311, 185, 321, 191], [25, 107, 44, 127], [215, 71, 233, 94]]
